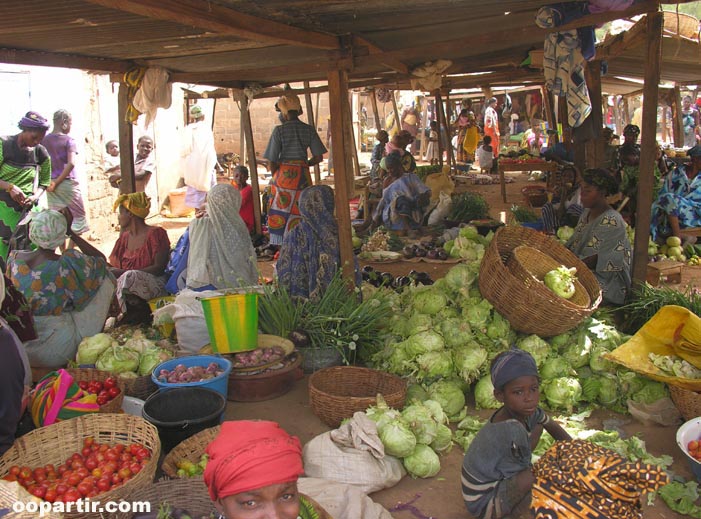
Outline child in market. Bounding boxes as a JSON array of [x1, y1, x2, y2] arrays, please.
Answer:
[[462, 349, 571, 519], [475, 135, 494, 174]]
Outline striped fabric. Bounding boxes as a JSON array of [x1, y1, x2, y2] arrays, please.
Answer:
[[30, 369, 99, 427]]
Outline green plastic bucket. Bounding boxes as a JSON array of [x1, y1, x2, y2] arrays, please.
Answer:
[[200, 292, 259, 354]]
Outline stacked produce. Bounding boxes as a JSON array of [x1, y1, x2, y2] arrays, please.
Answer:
[[370, 262, 666, 415], [175, 454, 208, 478], [76, 330, 175, 379], [442, 224, 492, 261], [77, 376, 121, 406], [156, 363, 225, 384]]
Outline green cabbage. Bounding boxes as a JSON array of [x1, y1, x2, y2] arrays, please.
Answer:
[[445, 264, 477, 291], [406, 313, 433, 336], [401, 404, 438, 445], [405, 331, 445, 356], [423, 399, 448, 424], [629, 379, 668, 404], [95, 345, 140, 374], [486, 312, 511, 340], [430, 423, 453, 454], [138, 347, 174, 376], [439, 318, 472, 349], [452, 345, 488, 384], [542, 377, 582, 412], [379, 419, 416, 458], [436, 306, 459, 321], [416, 350, 454, 381], [459, 225, 479, 240], [582, 374, 619, 407], [561, 338, 591, 369], [589, 344, 616, 373], [427, 380, 466, 417], [406, 383, 429, 404], [549, 333, 572, 352], [122, 336, 156, 354], [463, 299, 492, 332], [517, 335, 550, 367], [412, 289, 447, 315], [403, 444, 441, 478], [474, 375, 500, 410], [540, 357, 574, 380], [76, 333, 114, 365]]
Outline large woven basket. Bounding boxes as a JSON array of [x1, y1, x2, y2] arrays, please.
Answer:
[[161, 425, 221, 479], [507, 245, 591, 308], [0, 414, 161, 519], [119, 373, 158, 400], [479, 225, 601, 337], [66, 368, 126, 414], [113, 477, 214, 519], [670, 384, 701, 421], [308, 366, 407, 428], [0, 480, 63, 518], [521, 185, 548, 208]]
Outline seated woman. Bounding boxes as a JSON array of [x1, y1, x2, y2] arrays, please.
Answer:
[[277, 185, 345, 301], [109, 192, 170, 323], [372, 152, 431, 235], [650, 145, 701, 243], [187, 183, 257, 290], [7, 208, 114, 368], [204, 420, 332, 519], [565, 169, 632, 306]]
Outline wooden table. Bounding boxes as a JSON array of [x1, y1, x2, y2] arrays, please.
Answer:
[[498, 161, 559, 203]]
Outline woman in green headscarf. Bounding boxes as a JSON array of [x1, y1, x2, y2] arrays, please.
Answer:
[[7, 208, 114, 368], [109, 192, 170, 324]]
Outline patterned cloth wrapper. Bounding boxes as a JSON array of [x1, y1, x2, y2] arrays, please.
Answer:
[[30, 368, 99, 427], [531, 440, 668, 519], [29, 209, 67, 250]]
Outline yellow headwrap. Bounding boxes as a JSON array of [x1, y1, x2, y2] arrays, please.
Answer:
[[113, 192, 151, 219]]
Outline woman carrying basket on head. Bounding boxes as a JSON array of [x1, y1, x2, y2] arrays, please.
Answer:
[[262, 93, 327, 250], [0, 111, 52, 262]]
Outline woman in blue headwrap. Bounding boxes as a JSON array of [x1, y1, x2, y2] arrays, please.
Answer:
[[276, 185, 342, 301], [462, 349, 570, 519], [0, 111, 52, 261]]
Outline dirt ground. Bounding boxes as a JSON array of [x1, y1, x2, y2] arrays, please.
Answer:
[[96, 170, 697, 518]]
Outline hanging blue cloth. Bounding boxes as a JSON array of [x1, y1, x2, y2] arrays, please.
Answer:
[[165, 229, 189, 294]]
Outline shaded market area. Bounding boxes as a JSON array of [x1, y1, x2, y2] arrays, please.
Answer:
[[3, 1, 701, 519]]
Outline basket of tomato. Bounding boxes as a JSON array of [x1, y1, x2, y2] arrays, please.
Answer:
[[0, 414, 161, 519], [66, 368, 125, 413]]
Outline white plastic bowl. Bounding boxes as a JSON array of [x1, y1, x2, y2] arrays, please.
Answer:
[[677, 417, 701, 480], [121, 395, 145, 416]]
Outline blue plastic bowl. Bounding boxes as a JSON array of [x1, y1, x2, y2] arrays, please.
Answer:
[[521, 220, 544, 231], [152, 355, 232, 398]]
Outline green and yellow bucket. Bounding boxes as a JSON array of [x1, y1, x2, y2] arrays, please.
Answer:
[[199, 292, 259, 354]]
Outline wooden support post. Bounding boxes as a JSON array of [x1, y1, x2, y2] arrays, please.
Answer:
[[327, 68, 355, 285], [346, 92, 361, 177], [304, 81, 321, 184], [241, 96, 263, 235], [671, 85, 684, 147], [419, 96, 429, 160], [632, 11, 663, 286], [584, 60, 604, 168], [433, 92, 445, 167], [391, 91, 401, 136], [239, 99, 246, 165], [370, 88, 382, 130], [613, 96, 622, 136], [541, 86, 555, 131], [314, 92, 321, 130], [117, 83, 135, 194], [438, 91, 454, 168]]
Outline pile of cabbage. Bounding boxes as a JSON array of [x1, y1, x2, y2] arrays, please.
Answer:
[[76, 330, 174, 378], [442, 225, 493, 262], [364, 391, 460, 479], [369, 263, 668, 415]]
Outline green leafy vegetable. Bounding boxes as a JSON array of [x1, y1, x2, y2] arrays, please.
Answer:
[[403, 444, 441, 478]]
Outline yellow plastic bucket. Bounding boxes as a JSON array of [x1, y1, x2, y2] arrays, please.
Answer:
[[200, 293, 259, 354]]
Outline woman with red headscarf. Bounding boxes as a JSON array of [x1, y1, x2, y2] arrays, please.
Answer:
[[204, 420, 332, 519]]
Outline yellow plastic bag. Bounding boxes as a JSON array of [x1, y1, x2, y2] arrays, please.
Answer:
[[605, 305, 701, 391], [424, 170, 455, 203]]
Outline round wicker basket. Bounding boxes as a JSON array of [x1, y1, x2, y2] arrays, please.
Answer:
[[521, 185, 548, 208], [119, 373, 158, 400], [112, 477, 215, 519], [308, 366, 407, 428], [0, 414, 161, 519], [478, 225, 601, 337], [663, 11, 700, 40], [507, 245, 591, 308], [670, 384, 701, 421], [66, 368, 126, 414], [161, 425, 221, 479]]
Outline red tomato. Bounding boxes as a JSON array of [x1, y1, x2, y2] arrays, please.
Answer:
[[9, 466, 20, 476], [84, 458, 97, 471], [105, 449, 119, 462], [2, 475, 17, 482], [67, 473, 81, 487], [136, 448, 150, 461], [63, 488, 81, 502], [96, 478, 111, 492], [91, 468, 102, 478], [76, 468, 89, 480], [108, 387, 121, 398], [19, 467, 32, 480], [117, 467, 131, 480], [97, 395, 109, 406], [102, 461, 118, 475], [83, 437, 94, 448], [114, 444, 125, 454], [55, 483, 68, 496], [45, 463, 55, 472], [119, 453, 132, 463], [44, 489, 57, 503], [98, 444, 109, 453], [76, 482, 91, 497], [104, 377, 117, 390], [28, 485, 46, 499], [71, 453, 82, 461], [87, 489, 99, 498], [57, 465, 68, 476], [111, 473, 122, 485], [78, 381, 89, 391], [91, 381, 103, 392], [129, 462, 142, 475], [71, 459, 84, 470], [34, 473, 47, 484], [129, 444, 140, 456], [81, 446, 92, 457]]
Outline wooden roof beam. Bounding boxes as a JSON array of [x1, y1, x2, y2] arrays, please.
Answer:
[[82, 0, 339, 50], [0, 47, 133, 72], [596, 16, 648, 60], [357, 0, 660, 67], [352, 36, 409, 75]]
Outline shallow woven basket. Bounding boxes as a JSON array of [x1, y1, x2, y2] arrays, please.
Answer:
[[507, 245, 591, 308], [479, 225, 602, 337], [66, 368, 126, 414], [670, 384, 701, 421], [161, 425, 221, 479], [308, 366, 407, 428], [521, 185, 548, 208], [0, 414, 161, 519], [113, 477, 214, 519], [119, 373, 158, 400]]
